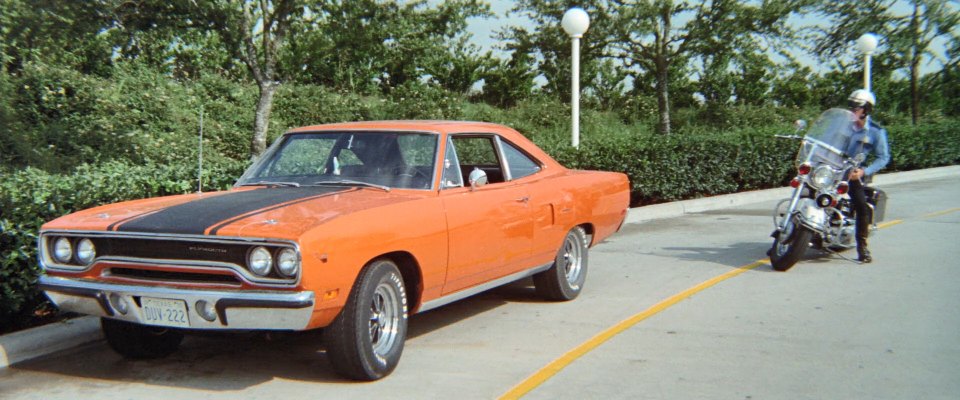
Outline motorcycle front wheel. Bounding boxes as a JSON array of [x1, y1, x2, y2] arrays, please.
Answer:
[[770, 223, 813, 272]]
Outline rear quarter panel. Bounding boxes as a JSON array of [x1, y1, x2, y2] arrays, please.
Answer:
[[526, 169, 630, 266]]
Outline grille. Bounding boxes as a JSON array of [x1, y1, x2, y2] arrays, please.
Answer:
[[92, 238, 249, 265], [106, 267, 242, 286]]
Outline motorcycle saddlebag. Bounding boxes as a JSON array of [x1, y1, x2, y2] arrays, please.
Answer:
[[864, 186, 887, 223]]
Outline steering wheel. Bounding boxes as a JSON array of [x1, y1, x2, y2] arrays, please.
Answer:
[[392, 165, 428, 180]]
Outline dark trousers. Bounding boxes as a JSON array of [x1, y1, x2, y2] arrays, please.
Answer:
[[849, 179, 871, 246]]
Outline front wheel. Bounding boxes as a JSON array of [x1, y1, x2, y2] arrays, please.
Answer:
[[101, 318, 183, 359], [534, 226, 589, 301], [770, 225, 814, 272], [325, 259, 408, 381]]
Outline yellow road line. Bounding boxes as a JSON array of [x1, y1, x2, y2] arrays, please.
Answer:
[[877, 219, 903, 229], [500, 208, 947, 399], [499, 259, 769, 400], [922, 208, 960, 219]]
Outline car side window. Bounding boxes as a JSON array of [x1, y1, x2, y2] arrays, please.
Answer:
[[501, 140, 542, 180], [450, 135, 505, 184], [441, 136, 464, 189]]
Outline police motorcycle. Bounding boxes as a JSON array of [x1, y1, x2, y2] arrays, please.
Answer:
[[769, 108, 886, 271]]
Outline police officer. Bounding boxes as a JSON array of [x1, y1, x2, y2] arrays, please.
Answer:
[[845, 89, 890, 263]]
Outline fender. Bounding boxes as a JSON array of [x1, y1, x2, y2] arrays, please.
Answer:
[[794, 198, 828, 232]]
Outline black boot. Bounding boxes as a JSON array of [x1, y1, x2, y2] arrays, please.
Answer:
[[857, 242, 872, 263]]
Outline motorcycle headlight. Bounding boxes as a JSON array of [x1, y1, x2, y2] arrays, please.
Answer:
[[810, 165, 840, 189], [247, 246, 273, 276]]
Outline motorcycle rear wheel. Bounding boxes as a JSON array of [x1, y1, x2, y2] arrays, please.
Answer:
[[770, 226, 813, 272]]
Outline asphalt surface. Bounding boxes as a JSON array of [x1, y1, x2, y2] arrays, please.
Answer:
[[1, 166, 958, 399]]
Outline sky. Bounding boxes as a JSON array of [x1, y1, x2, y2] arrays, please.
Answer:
[[462, 1, 954, 77]]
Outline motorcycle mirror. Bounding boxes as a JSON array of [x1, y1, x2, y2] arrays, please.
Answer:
[[794, 120, 808, 131]]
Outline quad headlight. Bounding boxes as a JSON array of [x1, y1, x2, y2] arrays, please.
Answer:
[[48, 236, 97, 267], [276, 248, 300, 277], [52, 237, 73, 264], [76, 238, 96, 265], [247, 246, 273, 276]]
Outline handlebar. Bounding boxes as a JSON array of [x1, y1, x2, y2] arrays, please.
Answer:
[[774, 134, 802, 140]]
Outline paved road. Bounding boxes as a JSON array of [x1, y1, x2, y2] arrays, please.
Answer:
[[1, 177, 958, 399]]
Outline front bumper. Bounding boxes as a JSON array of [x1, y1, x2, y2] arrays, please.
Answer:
[[39, 275, 315, 330]]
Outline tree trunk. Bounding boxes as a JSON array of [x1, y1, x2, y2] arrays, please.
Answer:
[[656, 57, 671, 135], [910, 3, 920, 125], [250, 81, 278, 159]]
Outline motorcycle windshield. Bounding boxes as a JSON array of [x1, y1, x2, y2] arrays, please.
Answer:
[[797, 108, 857, 168]]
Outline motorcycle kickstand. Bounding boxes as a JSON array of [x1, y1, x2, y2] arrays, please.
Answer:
[[823, 247, 865, 265]]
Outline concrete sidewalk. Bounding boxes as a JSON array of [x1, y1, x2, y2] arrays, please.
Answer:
[[2, 165, 957, 369]]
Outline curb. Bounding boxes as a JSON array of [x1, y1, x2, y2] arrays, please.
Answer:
[[625, 165, 960, 224], [2, 165, 957, 369], [1, 316, 102, 368]]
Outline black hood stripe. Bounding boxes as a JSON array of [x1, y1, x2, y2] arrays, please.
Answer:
[[107, 209, 162, 231], [207, 188, 359, 235], [115, 187, 349, 235]]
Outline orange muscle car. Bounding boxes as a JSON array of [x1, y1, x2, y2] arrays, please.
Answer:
[[38, 121, 629, 380]]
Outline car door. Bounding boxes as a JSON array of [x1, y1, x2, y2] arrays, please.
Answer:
[[440, 134, 534, 295]]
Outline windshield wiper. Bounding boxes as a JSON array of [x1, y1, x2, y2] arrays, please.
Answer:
[[311, 179, 390, 192], [239, 181, 301, 188]]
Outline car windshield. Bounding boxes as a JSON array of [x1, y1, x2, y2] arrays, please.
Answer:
[[236, 131, 439, 190]]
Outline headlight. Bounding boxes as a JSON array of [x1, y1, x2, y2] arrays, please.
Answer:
[[276, 248, 300, 278], [53, 237, 73, 263], [76, 238, 96, 265], [811, 165, 839, 189], [247, 246, 273, 276]]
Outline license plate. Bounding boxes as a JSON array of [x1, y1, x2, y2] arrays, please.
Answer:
[[141, 297, 190, 328]]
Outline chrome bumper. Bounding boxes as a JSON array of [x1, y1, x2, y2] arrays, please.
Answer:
[[39, 275, 315, 330]]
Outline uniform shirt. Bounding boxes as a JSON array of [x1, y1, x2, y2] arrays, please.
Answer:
[[845, 118, 890, 177]]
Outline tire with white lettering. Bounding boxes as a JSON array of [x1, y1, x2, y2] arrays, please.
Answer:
[[101, 317, 183, 359], [534, 226, 588, 301], [325, 259, 408, 381]]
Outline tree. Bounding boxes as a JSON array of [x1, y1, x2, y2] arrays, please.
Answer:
[[181, 0, 302, 159], [283, 0, 490, 95], [612, 0, 804, 134], [897, 0, 958, 124], [500, 0, 622, 103], [0, 0, 116, 76], [478, 51, 538, 108]]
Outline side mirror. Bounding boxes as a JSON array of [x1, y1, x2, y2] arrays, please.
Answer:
[[468, 168, 488, 190], [794, 120, 808, 132]]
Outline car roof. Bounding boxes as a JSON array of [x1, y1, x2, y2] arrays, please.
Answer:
[[286, 120, 516, 135]]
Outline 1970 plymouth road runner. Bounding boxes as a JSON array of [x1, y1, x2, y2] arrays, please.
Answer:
[[38, 121, 629, 380]]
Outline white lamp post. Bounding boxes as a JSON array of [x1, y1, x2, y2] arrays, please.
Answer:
[[562, 8, 589, 149], [856, 33, 878, 91]]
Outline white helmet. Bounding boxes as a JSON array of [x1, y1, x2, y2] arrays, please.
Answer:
[[848, 89, 876, 112]]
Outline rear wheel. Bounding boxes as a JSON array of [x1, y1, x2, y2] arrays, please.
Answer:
[[770, 221, 813, 272], [534, 227, 588, 301], [325, 259, 408, 381], [101, 318, 183, 359]]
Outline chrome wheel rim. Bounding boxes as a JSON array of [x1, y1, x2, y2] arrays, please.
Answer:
[[561, 234, 583, 288], [369, 282, 401, 357]]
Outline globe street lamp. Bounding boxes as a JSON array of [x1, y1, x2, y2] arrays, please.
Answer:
[[856, 33, 878, 91], [562, 8, 589, 149]]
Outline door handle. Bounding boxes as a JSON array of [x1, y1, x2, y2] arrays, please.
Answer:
[[516, 196, 530, 204]]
